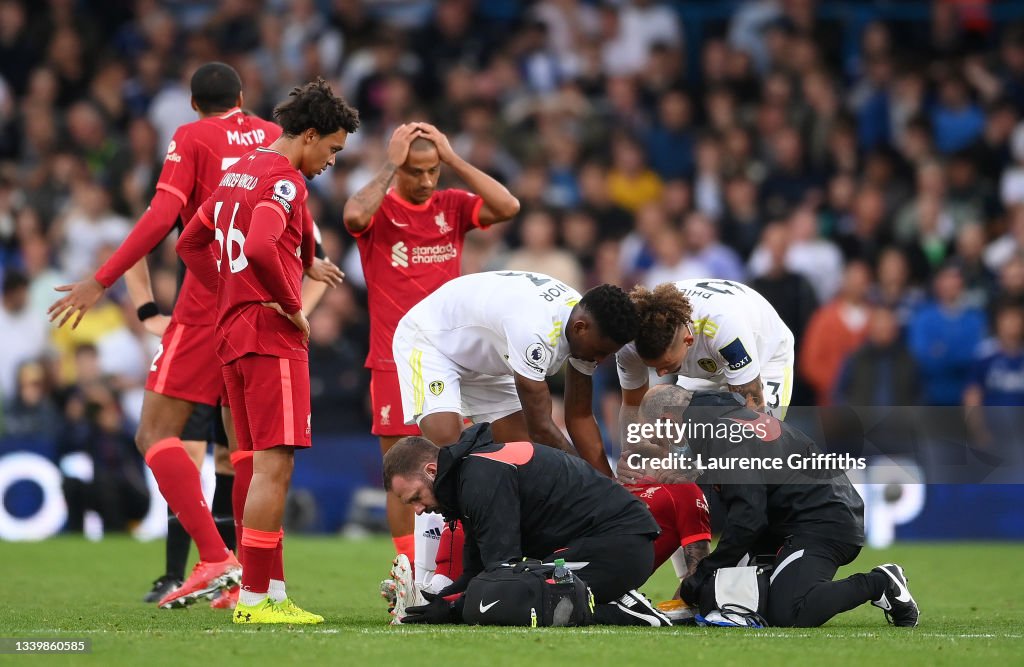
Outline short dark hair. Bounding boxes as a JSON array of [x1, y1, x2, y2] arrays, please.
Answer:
[[190, 62, 242, 113], [631, 284, 693, 359], [273, 77, 360, 138], [382, 436, 439, 492], [579, 284, 639, 345]]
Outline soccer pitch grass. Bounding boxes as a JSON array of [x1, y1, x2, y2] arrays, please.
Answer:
[[1, 537, 1021, 666]]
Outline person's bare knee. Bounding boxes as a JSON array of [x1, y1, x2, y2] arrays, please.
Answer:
[[490, 411, 530, 443], [135, 391, 195, 454], [254, 447, 294, 486], [419, 412, 463, 446]]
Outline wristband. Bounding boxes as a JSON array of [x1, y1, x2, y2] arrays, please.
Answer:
[[137, 302, 159, 322]]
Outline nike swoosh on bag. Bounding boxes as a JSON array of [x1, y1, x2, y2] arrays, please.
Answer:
[[479, 600, 500, 613]]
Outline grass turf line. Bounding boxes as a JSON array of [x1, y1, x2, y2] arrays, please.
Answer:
[[1, 536, 1021, 666]]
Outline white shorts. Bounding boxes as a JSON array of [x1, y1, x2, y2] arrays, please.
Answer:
[[392, 322, 523, 426], [677, 339, 794, 420]]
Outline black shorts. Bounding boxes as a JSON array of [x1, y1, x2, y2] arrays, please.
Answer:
[[180, 402, 228, 447]]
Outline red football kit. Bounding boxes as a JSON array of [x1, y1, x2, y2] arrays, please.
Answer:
[[348, 188, 483, 435], [95, 108, 283, 406], [178, 147, 314, 451]]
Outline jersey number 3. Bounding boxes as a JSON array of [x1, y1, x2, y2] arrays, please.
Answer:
[[213, 201, 248, 274]]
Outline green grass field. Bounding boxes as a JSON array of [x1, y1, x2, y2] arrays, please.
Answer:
[[1, 537, 1022, 666]]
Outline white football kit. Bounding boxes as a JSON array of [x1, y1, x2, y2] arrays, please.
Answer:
[[393, 270, 596, 425], [617, 278, 795, 418], [393, 270, 596, 588]]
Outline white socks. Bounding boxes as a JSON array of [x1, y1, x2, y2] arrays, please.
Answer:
[[413, 512, 445, 588]]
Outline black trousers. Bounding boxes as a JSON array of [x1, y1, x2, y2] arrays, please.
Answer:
[[540, 533, 655, 604], [766, 536, 888, 627]]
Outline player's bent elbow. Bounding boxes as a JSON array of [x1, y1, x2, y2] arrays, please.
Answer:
[[342, 207, 370, 233], [498, 197, 521, 221]]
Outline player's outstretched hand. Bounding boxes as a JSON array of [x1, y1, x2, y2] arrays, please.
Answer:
[[143, 314, 171, 337], [415, 123, 456, 163], [305, 257, 344, 287], [48, 277, 105, 329], [387, 123, 425, 168]]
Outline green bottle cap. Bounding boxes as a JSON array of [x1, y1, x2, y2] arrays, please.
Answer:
[[555, 558, 565, 567]]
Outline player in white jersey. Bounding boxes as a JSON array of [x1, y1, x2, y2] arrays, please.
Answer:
[[391, 270, 638, 595], [394, 270, 638, 465], [618, 279, 795, 418]]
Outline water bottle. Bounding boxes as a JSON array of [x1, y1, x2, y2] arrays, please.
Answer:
[[553, 558, 573, 584]]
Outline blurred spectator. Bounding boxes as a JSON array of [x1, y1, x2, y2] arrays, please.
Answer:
[[984, 204, 1024, 272], [21, 231, 66, 321], [58, 382, 149, 533], [0, 268, 47, 401], [719, 175, 763, 260], [606, 133, 662, 212], [870, 246, 925, 326], [574, 166, 623, 231], [834, 306, 920, 406], [642, 225, 709, 287], [3, 359, 60, 438], [800, 261, 873, 405], [908, 265, 988, 405], [749, 206, 844, 303], [836, 184, 893, 266], [751, 223, 819, 346], [932, 75, 985, 155], [965, 303, 1024, 407], [951, 223, 996, 309], [645, 88, 694, 180], [963, 303, 1024, 453], [503, 208, 584, 289], [55, 179, 129, 280], [682, 211, 744, 281], [307, 286, 370, 433]]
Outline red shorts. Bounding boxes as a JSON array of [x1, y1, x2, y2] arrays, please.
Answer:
[[146, 320, 221, 406], [222, 354, 311, 451], [370, 369, 420, 437], [628, 483, 712, 571]]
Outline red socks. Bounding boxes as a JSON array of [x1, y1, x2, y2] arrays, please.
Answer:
[[241, 527, 282, 595], [145, 437, 228, 563], [229, 450, 254, 565]]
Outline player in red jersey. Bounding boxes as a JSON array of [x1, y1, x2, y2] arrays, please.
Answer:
[[342, 122, 519, 591], [177, 78, 360, 624], [48, 63, 342, 609]]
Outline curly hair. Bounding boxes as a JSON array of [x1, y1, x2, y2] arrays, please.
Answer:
[[631, 284, 693, 360], [273, 77, 360, 137], [580, 284, 639, 345]]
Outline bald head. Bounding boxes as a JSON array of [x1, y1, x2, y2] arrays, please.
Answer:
[[409, 136, 437, 153], [639, 384, 693, 425]]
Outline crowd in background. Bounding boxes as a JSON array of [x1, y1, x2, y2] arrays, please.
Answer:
[[2, 0, 1024, 488]]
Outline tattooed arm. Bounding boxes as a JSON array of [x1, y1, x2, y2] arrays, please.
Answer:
[[343, 123, 423, 234], [677, 539, 712, 597], [729, 375, 765, 412]]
